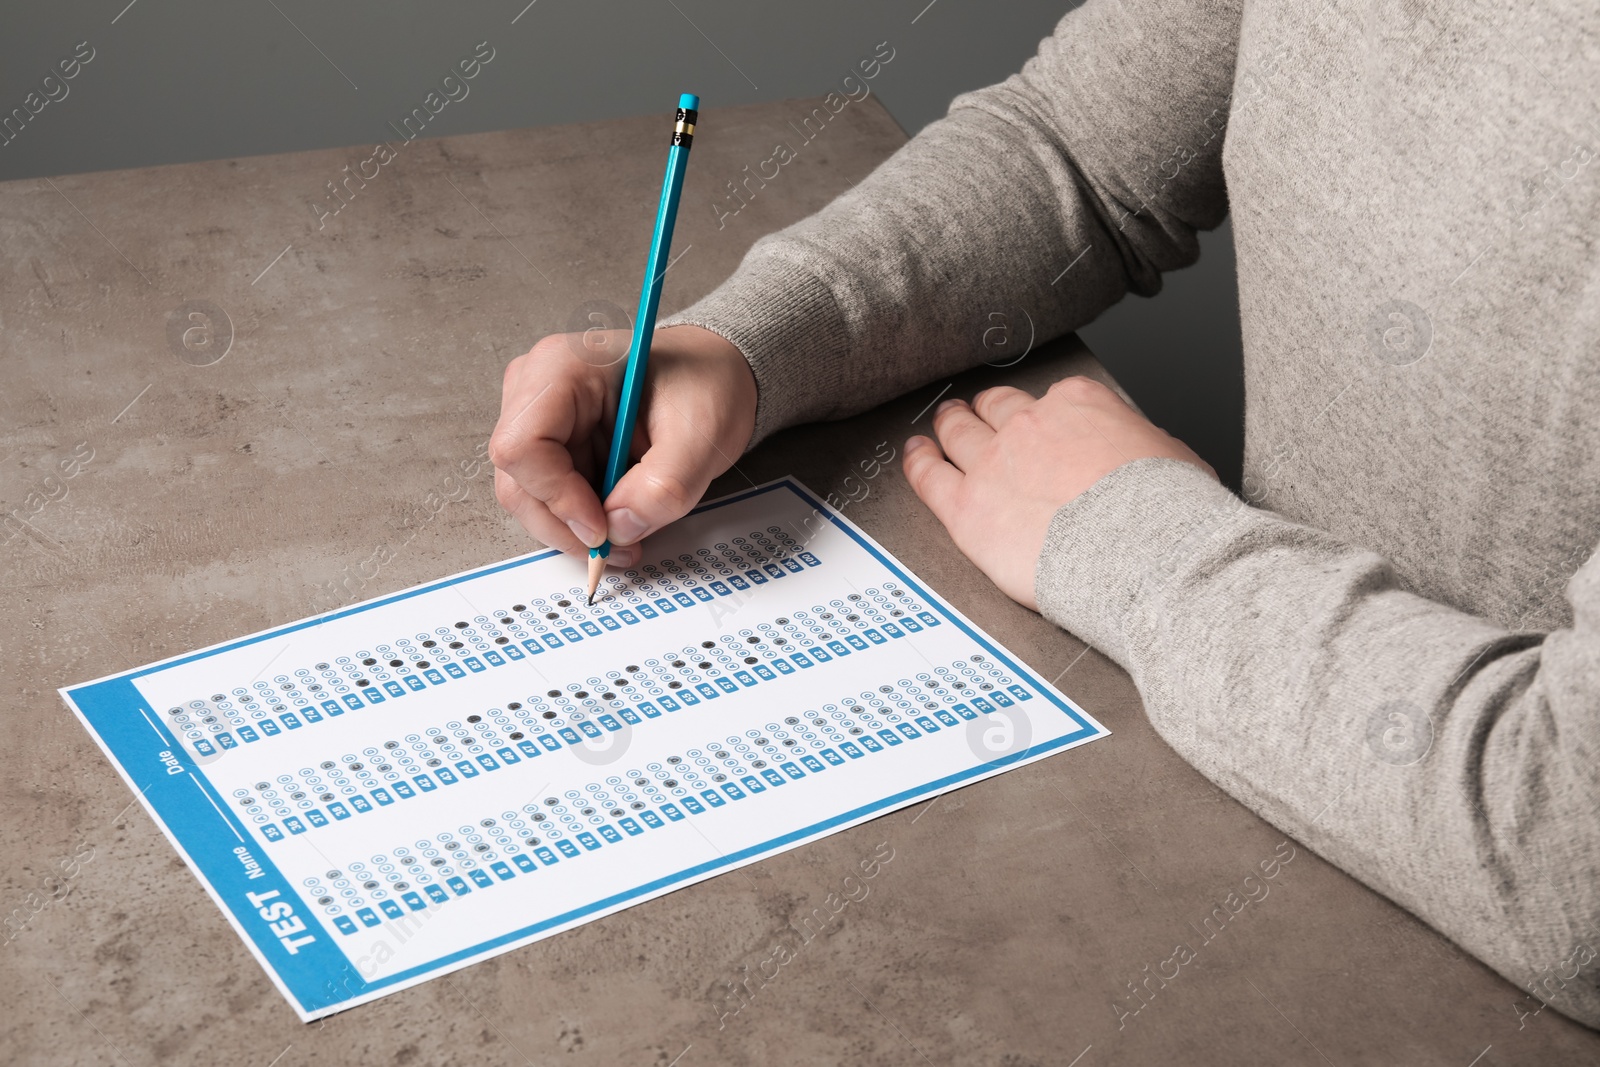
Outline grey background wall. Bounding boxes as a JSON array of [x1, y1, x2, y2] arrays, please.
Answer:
[[1, 0, 1243, 484]]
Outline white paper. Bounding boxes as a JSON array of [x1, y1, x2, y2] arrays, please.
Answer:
[[61, 477, 1108, 1020]]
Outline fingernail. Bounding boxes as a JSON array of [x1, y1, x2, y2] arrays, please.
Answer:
[[610, 544, 641, 568], [936, 399, 961, 414], [566, 518, 602, 548], [607, 507, 649, 545]]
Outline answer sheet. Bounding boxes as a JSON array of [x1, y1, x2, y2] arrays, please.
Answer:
[[61, 477, 1108, 1020]]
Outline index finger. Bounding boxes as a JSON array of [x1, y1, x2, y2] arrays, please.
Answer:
[[489, 371, 608, 548]]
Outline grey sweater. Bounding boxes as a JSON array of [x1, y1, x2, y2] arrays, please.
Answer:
[[666, 0, 1600, 1028]]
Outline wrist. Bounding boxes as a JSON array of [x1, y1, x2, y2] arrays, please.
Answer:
[[1035, 457, 1247, 667], [659, 324, 758, 455]]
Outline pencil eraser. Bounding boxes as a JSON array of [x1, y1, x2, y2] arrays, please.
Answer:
[[679, 92, 700, 111]]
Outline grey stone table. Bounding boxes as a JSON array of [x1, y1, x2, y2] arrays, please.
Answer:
[[3, 95, 1595, 1066]]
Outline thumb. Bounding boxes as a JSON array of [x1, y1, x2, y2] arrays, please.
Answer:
[[601, 425, 723, 547]]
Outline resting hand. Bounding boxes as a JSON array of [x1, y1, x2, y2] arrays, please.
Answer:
[[902, 376, 1215, 609]]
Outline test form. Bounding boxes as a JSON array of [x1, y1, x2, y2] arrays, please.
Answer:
[[61, 477, 1108, 1019]]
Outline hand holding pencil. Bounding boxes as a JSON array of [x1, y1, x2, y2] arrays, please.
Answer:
[[489, 96, 756, 593]]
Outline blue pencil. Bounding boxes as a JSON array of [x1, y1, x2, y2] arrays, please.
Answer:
[[587, 92, 700, 604]]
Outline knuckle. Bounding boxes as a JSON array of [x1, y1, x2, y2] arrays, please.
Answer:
[[1009, 406, 1043, 432], [527, 334, 569, 362], [503, 350, 527, 384], [486, 428, 520, 472], [1052, 375, 1108, 401]]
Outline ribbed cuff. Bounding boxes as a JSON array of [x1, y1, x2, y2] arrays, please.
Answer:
[[660, 245, 847, 450], [1033, 457, 1251, 668]]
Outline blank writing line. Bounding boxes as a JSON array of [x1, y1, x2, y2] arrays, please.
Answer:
[[189, 772, 243, 841]]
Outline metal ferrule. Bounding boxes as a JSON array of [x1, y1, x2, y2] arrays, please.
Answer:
[[671, 107, 698, 147]]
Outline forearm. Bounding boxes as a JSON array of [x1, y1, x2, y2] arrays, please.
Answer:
[[1036, 458, 1600, 1026], [665, 0, 1239, 445]]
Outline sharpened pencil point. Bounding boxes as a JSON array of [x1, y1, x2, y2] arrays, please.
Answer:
[[585, 552, 605, 605]]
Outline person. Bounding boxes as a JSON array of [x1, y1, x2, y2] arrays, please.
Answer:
[[489, 0, 1600, 1028]]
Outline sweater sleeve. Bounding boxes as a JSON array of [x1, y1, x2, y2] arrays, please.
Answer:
[[1035, 457, 1600, 1028], [662, 0, 1239, 446]]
